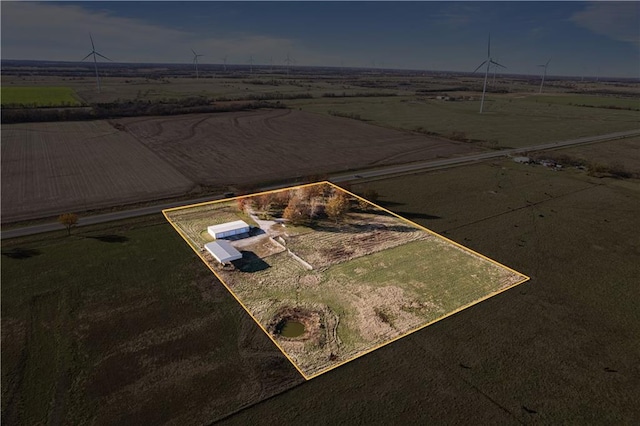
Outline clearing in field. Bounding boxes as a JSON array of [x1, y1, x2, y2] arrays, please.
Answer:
[[163, 182, 529, 379]]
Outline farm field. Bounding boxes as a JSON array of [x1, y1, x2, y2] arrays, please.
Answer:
[[2, 142, 639, 424], [164, 182, 528, 378], [1, 75, 396, 104], [0, 86, 82, 107], [117, 109, 479, 186], [0, 216, 304, 425], [288, 93, 640, 148], [1, 120, 194, 222]]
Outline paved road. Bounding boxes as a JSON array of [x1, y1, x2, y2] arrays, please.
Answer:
[[3, 129, 638, 239]]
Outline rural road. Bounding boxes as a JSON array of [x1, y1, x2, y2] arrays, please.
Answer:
[[3, 128, 638, 239]]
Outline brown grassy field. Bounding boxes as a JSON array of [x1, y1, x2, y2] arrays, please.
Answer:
[[164, 184, 526, 378], [1, 121, 194, 222], [117, 109, 480, 186]]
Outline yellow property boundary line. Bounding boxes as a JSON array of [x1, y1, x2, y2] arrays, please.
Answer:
[[163, 181, 530, 380]]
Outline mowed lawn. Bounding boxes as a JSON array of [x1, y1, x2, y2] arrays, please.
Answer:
[[1, 86, 83, 107], [1, 219, 303, 425]]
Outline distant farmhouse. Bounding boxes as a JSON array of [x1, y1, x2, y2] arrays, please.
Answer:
[[208, 220, 250, 239]]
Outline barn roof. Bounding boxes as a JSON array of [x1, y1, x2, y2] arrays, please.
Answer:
[[205, 240, 242, 263], [207, 220, 250, 234]]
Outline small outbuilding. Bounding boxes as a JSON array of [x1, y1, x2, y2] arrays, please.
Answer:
[[205, 240, 242, 264], [207, 220, 250, 239]]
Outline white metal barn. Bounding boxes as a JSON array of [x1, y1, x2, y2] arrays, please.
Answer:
[[207, 220, 250, 239], [205, 240, 242, 264]]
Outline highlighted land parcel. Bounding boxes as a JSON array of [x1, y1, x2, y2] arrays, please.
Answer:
[[163, 182, 529, 379]]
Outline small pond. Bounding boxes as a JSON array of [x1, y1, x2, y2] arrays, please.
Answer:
[[278, 320, 305, 338]]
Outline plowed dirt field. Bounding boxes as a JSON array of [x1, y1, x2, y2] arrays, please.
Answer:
[[118, 109, 479, 186], [1, 121, 194, 222]]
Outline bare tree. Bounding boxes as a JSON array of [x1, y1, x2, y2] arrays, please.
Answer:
[[57, 213, 78, 236]]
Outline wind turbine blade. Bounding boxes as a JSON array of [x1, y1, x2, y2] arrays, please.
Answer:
[[491, 60, 506, 69], [192, 49, 197, 56], [546, 58, 551, 66], [473, 61, 487, 73], [90, 33, 95, 50], [488, 34, 491, 58], [81, 52, 94, 61], [94, 52, 111, 61]]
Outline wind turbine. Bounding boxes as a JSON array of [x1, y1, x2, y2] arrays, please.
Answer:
[[473, 34, 506, 113], [81, 34, 111, 93], [222, 55, 228, 72], [537, 59, 551, 93], [492, 58, 501, 84], [192, 49, 204, 78], [284, 52, 293, 76], [248, 55, 254, 74]]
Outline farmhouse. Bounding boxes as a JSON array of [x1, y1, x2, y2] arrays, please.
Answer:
[[205, 240, 242, 264], [207, 220, 250, 239]]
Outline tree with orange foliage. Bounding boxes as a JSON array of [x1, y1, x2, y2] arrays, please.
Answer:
[[57, 213, 78, 236], [325, 193, 349, 224], [283, 195, 307, 225]]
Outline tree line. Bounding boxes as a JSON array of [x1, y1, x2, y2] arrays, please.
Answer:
[[1, 98, 286, 124]]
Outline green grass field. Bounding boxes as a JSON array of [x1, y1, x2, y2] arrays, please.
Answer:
[[288, 95, 639, 148], [531, 94, 640, 110], [1, 86, 82, 107]]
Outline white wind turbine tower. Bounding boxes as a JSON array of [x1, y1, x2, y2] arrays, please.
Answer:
[[538, 59, 551, 93], [284, 52, 293, 76], [473, 34, 506, 113], [248, 55, 254, 74], [192, 49, 204, 78], [222, 55, 228, 72], [82, 34, 111, 93]]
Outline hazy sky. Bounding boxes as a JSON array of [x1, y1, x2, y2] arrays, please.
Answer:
[[2, 1, 639, 78]]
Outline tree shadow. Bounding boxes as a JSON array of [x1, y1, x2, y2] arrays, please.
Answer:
[[2, 247, 41, 259], [372, 199, 405, 208], [87, 235, 129, 243], [310, 221, 418, 234], [394, 211, 442, 220], [233, 251, 270, 273]]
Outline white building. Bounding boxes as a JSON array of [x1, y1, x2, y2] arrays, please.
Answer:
[[207, 220, 250, 239], [205, 240, 242, 264]]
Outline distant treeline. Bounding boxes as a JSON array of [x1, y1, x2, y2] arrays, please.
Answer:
[[567, 103, 640, 112], [322, 92, 397, 98], [213, 92, 313, 101], [415, 87, 470, 93], [1, 98, 287, 124]]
